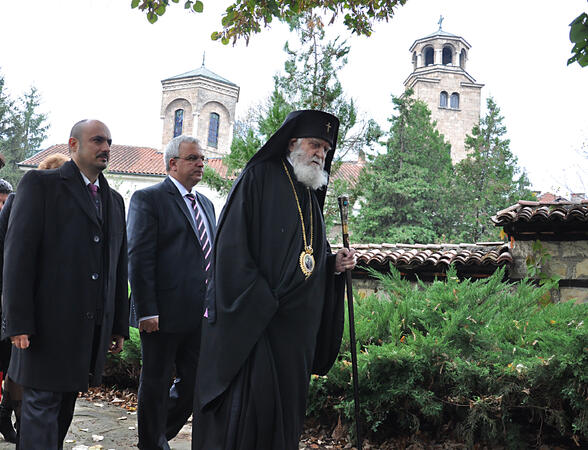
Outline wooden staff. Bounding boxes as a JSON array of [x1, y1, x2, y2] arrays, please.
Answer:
[[337, 195, 362, 449]]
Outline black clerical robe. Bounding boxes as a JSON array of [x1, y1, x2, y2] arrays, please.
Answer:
[[194, 158, 345, 450]]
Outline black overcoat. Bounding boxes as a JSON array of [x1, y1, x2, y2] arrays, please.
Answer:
[[1, 160, 129, 392]]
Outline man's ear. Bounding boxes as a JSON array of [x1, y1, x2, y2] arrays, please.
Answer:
[[288, 138, 297, 152], [68, 137, 78, 153]]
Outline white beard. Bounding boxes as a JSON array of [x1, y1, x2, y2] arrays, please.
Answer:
[[290, 146, 329, 190]]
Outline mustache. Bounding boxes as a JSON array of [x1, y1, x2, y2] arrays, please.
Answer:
[[97, 152, 109, 159]]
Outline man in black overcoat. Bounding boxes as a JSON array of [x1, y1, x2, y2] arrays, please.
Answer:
[[1, 119, 129, 449], [193, 110, 356, 449], [128, 135, 216, 449]]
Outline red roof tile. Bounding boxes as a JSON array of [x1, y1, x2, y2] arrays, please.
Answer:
[[331, 242, 512, 275], [21, 145, 363, 183], [332, 160, 365, 184], [492, 200, 588, 226], [20, 144, 167, 176]]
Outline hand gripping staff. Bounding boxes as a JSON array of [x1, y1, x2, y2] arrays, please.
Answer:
[[337, 195, 362, 449]]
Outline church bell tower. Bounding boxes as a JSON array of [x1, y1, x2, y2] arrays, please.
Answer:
[[160, 56, 240, 157], [404, 18, 484, 162]]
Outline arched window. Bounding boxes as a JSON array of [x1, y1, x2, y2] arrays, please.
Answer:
[[450, 92, 460, 109], [173, 109, 184, 138], [460, 49, 467, 69], [442, 46, 453, 65], [424, 46, 434, 66], [412, 51, 417, 70], [207, 112, 220, 148], [440, 91, 448, 108]]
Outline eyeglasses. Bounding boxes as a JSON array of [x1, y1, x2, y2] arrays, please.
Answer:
[[173, 155, 208, 164]]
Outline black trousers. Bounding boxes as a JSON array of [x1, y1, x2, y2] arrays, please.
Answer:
[[138, 330, 200, 450], [19, 387, 77, 450]]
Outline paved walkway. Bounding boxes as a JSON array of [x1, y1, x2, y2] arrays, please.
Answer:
[[0, 397, 192, 449]]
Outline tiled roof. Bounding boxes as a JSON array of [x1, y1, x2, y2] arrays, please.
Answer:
[[536, 192, 568, 203], [19, 144, 167, 176], [20, 146, 362, 184], [492, 201, 588, 226], [492, 200, 588, 241], [332, 242, 512, 278], [208, 158, 227, 178], [332, 160, 364, 185]]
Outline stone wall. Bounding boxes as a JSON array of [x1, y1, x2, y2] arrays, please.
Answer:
[[509, 240, 588, 304], [348, 240, 588, 304]]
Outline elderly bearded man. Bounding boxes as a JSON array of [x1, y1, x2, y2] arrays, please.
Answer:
[[193, 110, 356, 450]]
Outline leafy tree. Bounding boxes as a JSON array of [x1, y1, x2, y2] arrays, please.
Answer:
[[452, 98, 532, 242], [352, 90, 453, 244], [568, 10, 588, 67], [131, 0, 408, 43]]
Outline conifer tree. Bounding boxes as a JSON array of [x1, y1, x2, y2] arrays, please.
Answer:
[[352, 90, 453, 243], [0, 74, 15, 151], [0, 73, 18, 185], [206, 13, 381, 225], [0, 85, 49, 188], [453, 98, 532, 242]]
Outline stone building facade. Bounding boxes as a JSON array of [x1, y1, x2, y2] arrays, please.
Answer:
[[493, 200, 588, 303], [160, 64, 239, 157], [404, 25, 484, 162]]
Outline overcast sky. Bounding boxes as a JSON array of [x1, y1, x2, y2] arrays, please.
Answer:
[[0, 0, 586, 195]]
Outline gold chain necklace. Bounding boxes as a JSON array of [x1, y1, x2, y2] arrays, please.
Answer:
[[282, 159, 315, 278]]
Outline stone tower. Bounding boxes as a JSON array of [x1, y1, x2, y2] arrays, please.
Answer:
[[404, 20, 484, 162], [160, 60, 240, 157]]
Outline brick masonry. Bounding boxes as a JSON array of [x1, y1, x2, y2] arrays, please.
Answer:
[[160, 76, 239, 157]]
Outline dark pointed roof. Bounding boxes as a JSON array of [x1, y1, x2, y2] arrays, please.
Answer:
[[422, 29, 459, 39], [162, 66, 237, 87]]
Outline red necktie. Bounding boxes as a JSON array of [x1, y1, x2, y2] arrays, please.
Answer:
[[87, 183, 100, 214]]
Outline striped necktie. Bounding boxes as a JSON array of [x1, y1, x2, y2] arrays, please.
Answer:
[[185, 193, 211, 281]]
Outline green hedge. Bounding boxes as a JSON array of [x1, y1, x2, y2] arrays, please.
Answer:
[[307, 267, 588, 448], [104, 326, 141, 387]]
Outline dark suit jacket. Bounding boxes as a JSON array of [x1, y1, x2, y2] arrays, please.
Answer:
[[0, 192, 15, 295], [127, 176, 216, 334], [1, 160, 129, 392]]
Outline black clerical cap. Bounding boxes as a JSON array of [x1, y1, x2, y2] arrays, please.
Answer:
[[229, 109, 340, 212], [245, 109, 339, 174], [289, 110, 339, 148]]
